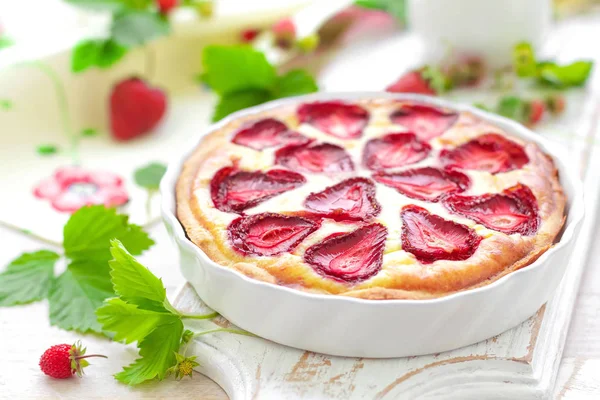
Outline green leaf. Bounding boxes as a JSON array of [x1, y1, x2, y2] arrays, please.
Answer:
[[111, 11, 170, 47], [48, 260, 114, 333], [63, 206, 153, 265], [0, 99, 13, 110], [81, 128, 98, 137], [537, 60, 594, 88], [96, 298, 177, 344], [201, 45, 277, 95], [36, 144, 59, 155], [0, 36, 14, 50], [108, 240, 167, 304], [72, 39, 128, 73], [134, 162, 167, 190], [420, 66, 449, 94], [274, 70, 318, 98], [513, 42, 537, 77], [114, 319, 183, 384], [496, 96, 527, 122], [0, 251, 59, 306], [64, 0, 127, 12], [212, 90, 271, 122]]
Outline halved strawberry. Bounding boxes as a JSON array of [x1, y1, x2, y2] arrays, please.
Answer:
[[211, 166, 305, 213], [231, 118, 309, 150], [229, 213, 319, 256], [297, 101, 369, 139], [373, 167, 470, 202], [401, 205, 481, 263], [275, 142, 355, 173], [362, 132, 431, 170], [304, 178, 381, 221], [304, 223, 387, 283], [443, 183, 540, 235], [390, 104, 458, 141], [439, 133, 529, 174]]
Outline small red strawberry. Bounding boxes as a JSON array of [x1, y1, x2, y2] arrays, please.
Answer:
[[526, 99, 545, 126], [272, 17, 296, 48], [157, 0, 178, 15], [240, 28, 260, 43], [39, 341, 106, 379], [110, 77, 167, 141], [545, 94, 566, 115], [386, 71, 436, 95]]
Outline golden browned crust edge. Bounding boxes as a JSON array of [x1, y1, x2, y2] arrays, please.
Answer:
[[176, 103, 567, 300]]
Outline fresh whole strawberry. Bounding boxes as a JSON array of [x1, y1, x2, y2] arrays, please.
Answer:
[[240, 28, 260, 43], [157, 0, 178, 15], [110, 77, 167, 141], [39, 341, 106, 379], [386, 71, 436, 95], [526, 99, 545, 126]]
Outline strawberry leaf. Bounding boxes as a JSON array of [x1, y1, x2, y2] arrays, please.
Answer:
[[108, 239, 169, 306], [72, 39, 128, 73], [111, 10, 170, 47], [63, 206, 153, 264], [202, 45, 318, 121], [537, 60, 593, 88], [134, 162, 167, 190], [212, 90, 271, 122], [201, 45, 277, 95], [0, 251, 59, 306], [48, 260, 114, 333], [46, 206, 154, 333], [114, 319, 183, 385], [274, 70, 318, 98], [97, 298, 178, 344]]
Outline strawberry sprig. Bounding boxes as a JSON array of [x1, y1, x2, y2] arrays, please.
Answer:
[[66, 0, 214, 73], [96, 240, 253, 384], [0, 206, 154, 333], [200, 45, 318, 121]]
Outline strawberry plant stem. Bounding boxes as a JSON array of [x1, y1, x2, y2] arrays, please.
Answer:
[[0, 220, 62, 248], [75, 354, 108, 360], [180, 311, 219, 320], [191, 328, 256, 338], [27, 62, 79, 165]]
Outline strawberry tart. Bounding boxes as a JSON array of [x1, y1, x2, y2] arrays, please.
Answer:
[[176, 98, 566, 300]]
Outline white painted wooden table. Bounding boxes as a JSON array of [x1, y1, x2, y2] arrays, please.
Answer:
[[0, 218, 598, 399]]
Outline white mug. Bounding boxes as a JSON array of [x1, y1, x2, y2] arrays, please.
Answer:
[[406, 0, 552, 67]]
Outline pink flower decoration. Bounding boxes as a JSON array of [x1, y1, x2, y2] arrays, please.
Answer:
[[33, 166, 129, 213]]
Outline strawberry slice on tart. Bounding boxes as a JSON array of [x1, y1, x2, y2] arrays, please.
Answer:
[[231, 118, 309, 150], [373, 167, 470, 202], [439, 133, 529, 174], [362, 133, 431, 170], [297, 101, 369, 139], [304, 223, 387, 283], [229, 212, 320, 256], [390, 103, 458, 141], [401, 205, 481, 263], [275, 142, 355, 173], [211, 166, 306, 213], [304, 177, 381, 221], [443, 183, 540, 235]]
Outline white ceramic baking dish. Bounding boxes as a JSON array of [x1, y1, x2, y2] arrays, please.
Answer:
[[161, 92, 584, 358]]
